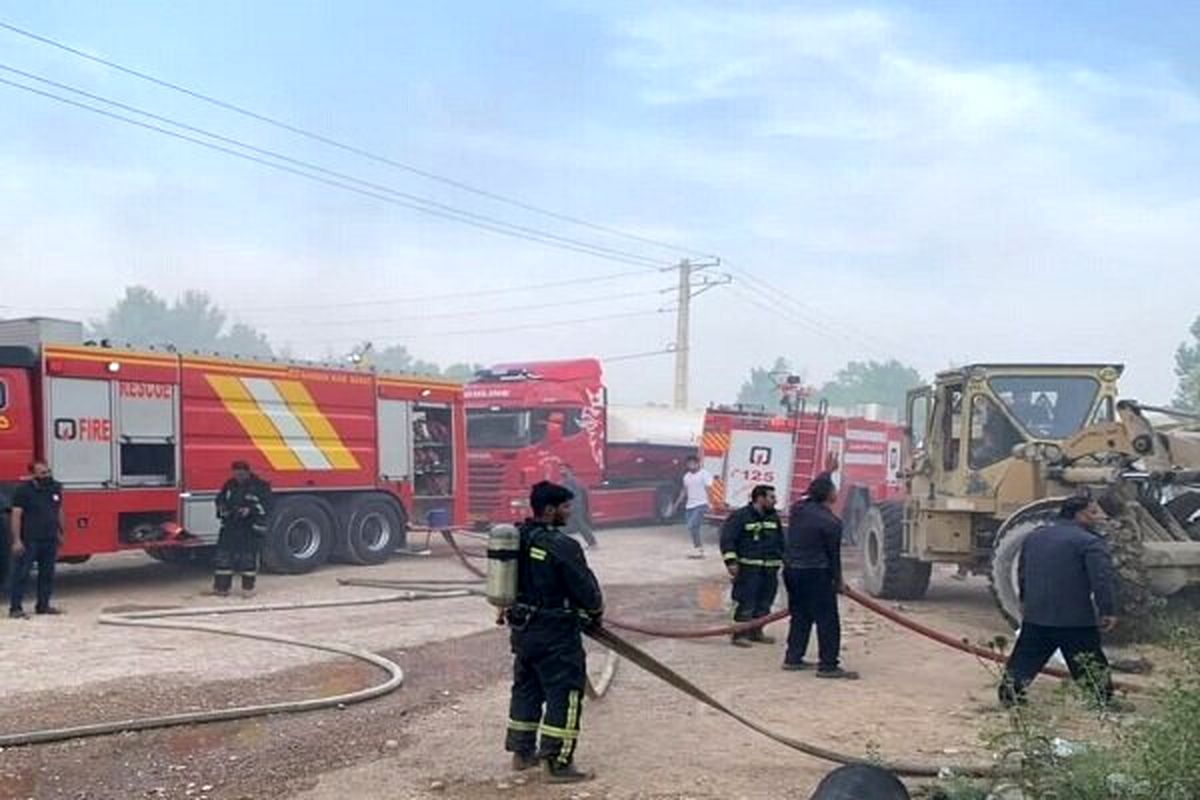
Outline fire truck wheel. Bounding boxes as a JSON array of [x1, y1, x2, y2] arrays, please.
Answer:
[[261, 496, 335, 575], [338, 496, 407, 565], [859, 502, 931, 600]]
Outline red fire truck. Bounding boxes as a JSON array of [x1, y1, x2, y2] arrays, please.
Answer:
[[465, 359, 703, 526], [0, 318, 467, 573], [702, 403, 904, 534]]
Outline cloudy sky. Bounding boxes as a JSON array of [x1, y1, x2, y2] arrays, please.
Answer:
[[1, 1, 1197, 406]]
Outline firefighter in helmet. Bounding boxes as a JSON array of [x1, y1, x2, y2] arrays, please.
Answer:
[[505, 480, 603, 783], [211, 460, 272, 598]]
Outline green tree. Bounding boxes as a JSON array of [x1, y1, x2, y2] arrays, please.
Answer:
[[1175, 316, 1200, 411], [366, 343, 442, 376], [442, 363, 483, 383], [818, 359, 923, 412], [737, 357, 791, 409], [90, 286, 273, 357]]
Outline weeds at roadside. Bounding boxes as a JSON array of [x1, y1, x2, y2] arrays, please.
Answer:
[[931, 625, 1200, 799]]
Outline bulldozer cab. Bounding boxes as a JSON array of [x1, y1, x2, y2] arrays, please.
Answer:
[[904, 364, 1122, 552]]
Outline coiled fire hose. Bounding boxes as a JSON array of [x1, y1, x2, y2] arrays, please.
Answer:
[[0, 589, 469, 748]]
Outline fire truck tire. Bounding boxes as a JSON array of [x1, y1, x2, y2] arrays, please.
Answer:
[[337, 495, 407, 566], [859, 502, 931, 600], [262, 496, 335, 575]]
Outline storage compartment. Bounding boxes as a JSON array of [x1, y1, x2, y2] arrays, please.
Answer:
[[412, 403, 455, 525]]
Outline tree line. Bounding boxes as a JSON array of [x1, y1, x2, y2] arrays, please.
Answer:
[[88, 286, 479, 382]]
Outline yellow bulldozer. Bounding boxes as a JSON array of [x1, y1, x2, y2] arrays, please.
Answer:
[[856, 363, 1200, 629]]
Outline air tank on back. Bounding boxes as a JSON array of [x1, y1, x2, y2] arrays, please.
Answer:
[[486, 524, 521, 608]]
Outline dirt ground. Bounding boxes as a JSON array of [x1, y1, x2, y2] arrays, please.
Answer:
[[0, 524, 1148, 799]]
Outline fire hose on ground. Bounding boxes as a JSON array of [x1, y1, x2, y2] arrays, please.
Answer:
[[0, 590, 469, 748], [0, 529, 1148, 781], [440, 529, 1144, 693]]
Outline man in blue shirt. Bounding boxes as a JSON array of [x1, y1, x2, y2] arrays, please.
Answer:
[[999, 495, 1117, 707]]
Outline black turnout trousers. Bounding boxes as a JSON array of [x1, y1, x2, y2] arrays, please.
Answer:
[[731, 564, 779, 638], [506, 621, 587, 766], [213, 524, 260, 592]]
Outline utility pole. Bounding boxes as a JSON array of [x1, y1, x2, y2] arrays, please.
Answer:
[[673, 260, 693, 410], [669, 258, 728, 409]]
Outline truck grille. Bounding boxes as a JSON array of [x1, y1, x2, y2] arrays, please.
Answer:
[[468, 461, 507, 515]]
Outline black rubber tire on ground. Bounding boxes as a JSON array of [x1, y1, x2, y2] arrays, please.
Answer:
[[655, 485, 679, 523], [261, 496, 335, 575], [1167, 491, 1200, 541], [988, 500, 1060, 628], [859, 501, 932, 600], [335, 495, 407, 566]]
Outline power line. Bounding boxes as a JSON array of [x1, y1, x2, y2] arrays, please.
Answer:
[[230, 268, 651, 313], [283, 307, 669, 346], [723, 282, 893, 358], [0, 65, 668, 270], [600, 347, 679, 363], [252, 287, 668, 329], [0, 20, 713, 261], [724, 261, 911, 360]]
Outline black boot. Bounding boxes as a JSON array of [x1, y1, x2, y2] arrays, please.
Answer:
[[511, 753, 539, 772], [546, 761, 594, 784]]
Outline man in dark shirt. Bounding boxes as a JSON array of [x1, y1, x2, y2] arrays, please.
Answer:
[[999, 495, 1117, 707], [9, 461, 66, 619], [783, 474, 858, 679], [505, 481, 603, 783], [720, 484, 784, 648]]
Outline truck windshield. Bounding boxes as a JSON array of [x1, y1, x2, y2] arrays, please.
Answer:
[[467, 411, 530, 448], [988, 376, 1100, 440]]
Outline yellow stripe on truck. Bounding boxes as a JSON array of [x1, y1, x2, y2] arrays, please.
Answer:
[[273, 380, 361, 470], [206, 374, 304, 471]]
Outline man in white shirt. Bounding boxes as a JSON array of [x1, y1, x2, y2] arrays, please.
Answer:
[[673, 455, 713, 558]]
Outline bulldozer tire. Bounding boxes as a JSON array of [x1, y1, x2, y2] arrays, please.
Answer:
[[988, 500, 1059, 628], [1166, 492, 1200, 541], [859, 502, 931, 600], [990, 496, 1157, 638]]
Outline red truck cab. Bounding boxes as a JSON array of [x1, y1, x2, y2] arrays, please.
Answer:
[[465, 359, 701, 527]]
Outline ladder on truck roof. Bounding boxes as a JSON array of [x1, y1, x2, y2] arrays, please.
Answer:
[[788, 398, 829, 501]]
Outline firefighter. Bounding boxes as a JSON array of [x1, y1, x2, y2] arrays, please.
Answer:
[[211, 461, 272, 598], [720, 484, 783, 647], [505, 481, 603, 784]]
